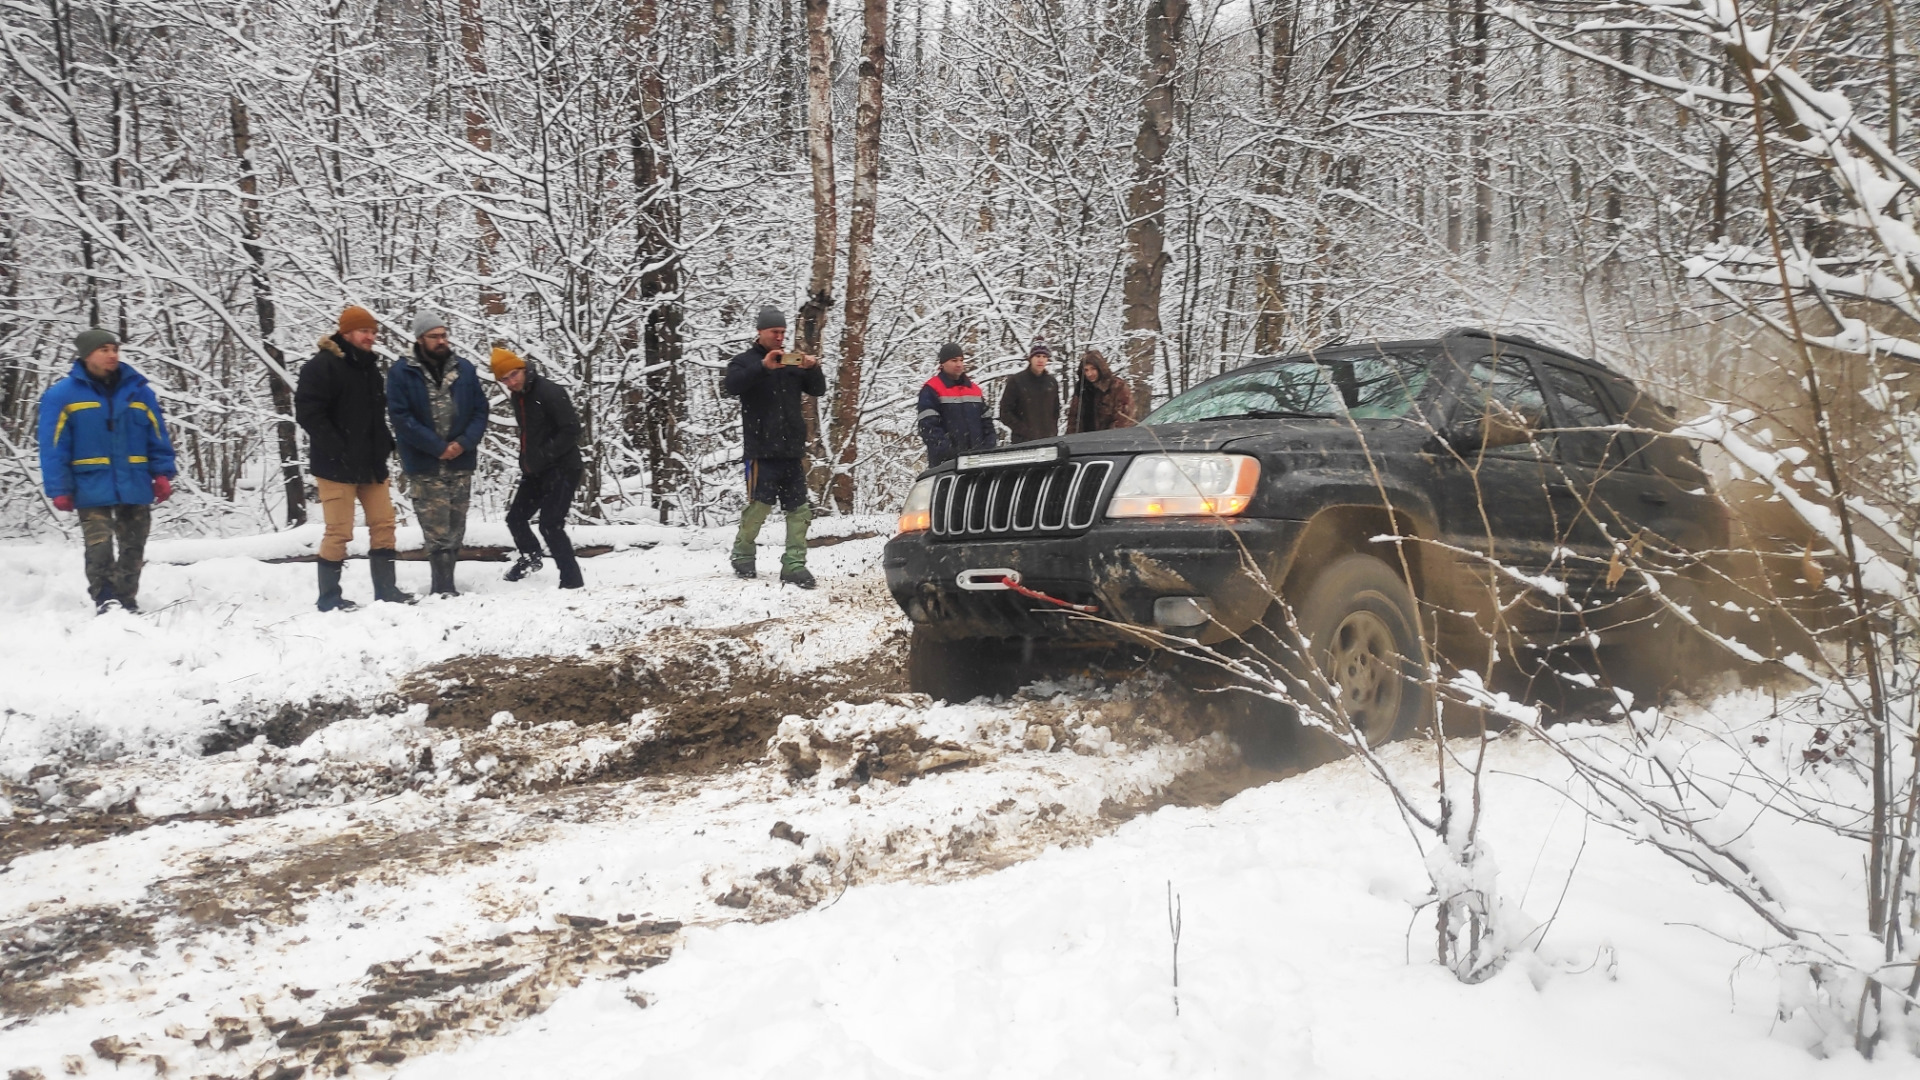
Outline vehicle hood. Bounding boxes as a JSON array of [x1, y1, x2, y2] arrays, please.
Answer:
[[1060, 418, 1425, 456]]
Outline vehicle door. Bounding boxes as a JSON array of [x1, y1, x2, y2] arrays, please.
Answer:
[[1430, 347, 1568, 628], [1533, 360, 1646, 598], [1596, 373, 1726, 559]]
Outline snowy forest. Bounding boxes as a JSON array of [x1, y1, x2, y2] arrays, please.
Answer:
[[4, 0, 1909, 534], [13, 0, 1920, 1073]]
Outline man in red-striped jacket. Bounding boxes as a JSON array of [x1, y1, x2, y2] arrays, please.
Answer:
[[917, 343, 997, 467]]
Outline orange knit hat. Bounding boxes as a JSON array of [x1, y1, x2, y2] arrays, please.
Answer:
[[338, 306, 377, 335], [489, 348, 527, 380]]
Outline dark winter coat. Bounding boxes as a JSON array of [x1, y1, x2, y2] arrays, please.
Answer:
[[918, 371, 998, 467], [510, 368, 583, 476], [387, 347, 489, 475], [724, 343, 826, 461], [36, 360, 178, 509], [1066, 352, 1137, 434], [296, 334, 396, 484], [998, 367, 1060, 444]]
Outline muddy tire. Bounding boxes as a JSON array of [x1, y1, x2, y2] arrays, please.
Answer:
[[1290, 553, 1431, 746], [907, 630, 1006, 703]]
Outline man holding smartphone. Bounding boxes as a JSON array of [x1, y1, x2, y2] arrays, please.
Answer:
[[723, 306, 825, 588]]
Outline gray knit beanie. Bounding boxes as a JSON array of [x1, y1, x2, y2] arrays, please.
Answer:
[[74, 328, 118, 360], [755, 306, 787, 331], [938, 342, 965, 363], [411, 309, 447, 339]]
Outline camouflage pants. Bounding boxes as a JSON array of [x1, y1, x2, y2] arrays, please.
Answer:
[[78, 504, 151, 603], [405, 471, 472, 556]]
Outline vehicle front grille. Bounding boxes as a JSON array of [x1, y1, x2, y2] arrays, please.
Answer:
[[929, 459, 1115, 538]]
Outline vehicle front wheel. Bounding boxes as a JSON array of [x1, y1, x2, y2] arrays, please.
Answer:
[[907, 629, 1007, 703], [1289, 553, 1431, 746]]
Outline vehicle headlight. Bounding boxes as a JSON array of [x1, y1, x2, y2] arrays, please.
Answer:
[[897, 476, 937, 534], [1107, 453, 1260, 518]]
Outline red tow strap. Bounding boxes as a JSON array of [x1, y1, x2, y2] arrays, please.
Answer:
[[1000, 576, 1099, 614]]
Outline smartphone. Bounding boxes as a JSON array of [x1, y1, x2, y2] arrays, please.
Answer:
[[781, 351, 803, 366]]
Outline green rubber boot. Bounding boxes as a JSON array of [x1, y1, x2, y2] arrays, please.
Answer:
[[732, 501, 773, 577], [780, 503, 815, 588]]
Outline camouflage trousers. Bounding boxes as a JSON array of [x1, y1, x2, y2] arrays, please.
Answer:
[[78, 504, 151, 603], [404, 471, 472, 556]]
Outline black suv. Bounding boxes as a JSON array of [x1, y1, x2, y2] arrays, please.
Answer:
[[883, 329, 1729, 741]]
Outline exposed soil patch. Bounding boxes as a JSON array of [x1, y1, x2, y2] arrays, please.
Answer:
[[0, 806, 253, 869], [70, 919, 683, 1076], [410, 629, 908, 784], [200, 695, 379, 756], [166, 829, 505, 928], [1, 906, 156, 1016]]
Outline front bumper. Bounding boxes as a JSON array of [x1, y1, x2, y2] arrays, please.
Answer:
[[883, 517, 1303, 646]]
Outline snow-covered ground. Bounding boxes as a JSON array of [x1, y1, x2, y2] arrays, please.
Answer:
[[0, 523, 1907, 1077]]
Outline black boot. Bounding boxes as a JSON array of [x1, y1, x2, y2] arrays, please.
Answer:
[[504, 551, 543, 582], [429, 551, 459, 597], [369, 549, 417, 605], [317, 559, 358, 612]]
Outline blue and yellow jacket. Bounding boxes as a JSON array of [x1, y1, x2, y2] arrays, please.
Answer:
[[37, 359, 177, 508]]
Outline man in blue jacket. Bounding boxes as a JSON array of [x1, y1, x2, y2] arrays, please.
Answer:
[[724, 306, 825, 589], [388, 309, 488, 597], [37, 328, 178, 613], [918, 343, 996, 467]]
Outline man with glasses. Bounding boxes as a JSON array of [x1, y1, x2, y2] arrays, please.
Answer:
[[388, 309, 489, 597]]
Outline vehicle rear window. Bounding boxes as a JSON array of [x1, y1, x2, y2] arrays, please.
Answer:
[[1144, 351, 1434, 424], [1538, 363, 1635, 469]]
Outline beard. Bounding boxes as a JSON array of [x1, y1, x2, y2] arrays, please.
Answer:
[[423, 342, 453, 361]]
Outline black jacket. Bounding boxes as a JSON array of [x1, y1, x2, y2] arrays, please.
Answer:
[[296, 334, 395, 484], [998, 368, 1060, 444], [724, 343, 825, 460], [511, 369, 583, 476]]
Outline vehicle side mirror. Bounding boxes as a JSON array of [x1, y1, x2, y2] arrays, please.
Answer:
[[1447, 402, 1538, 452]]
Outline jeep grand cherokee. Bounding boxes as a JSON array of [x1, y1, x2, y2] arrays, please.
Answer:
[[882, 329, 1727, 742]]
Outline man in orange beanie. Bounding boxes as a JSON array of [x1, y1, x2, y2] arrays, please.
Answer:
[[294, 306, 413, 611], [493, 349, 584, 590]]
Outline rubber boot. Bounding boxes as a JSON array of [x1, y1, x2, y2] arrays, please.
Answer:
[[779, 503, 816, 589], [429, 551, 459, 597], [317, 558, 357, 612], [732, 500, 773, 578], [369, 549, 417, 605]]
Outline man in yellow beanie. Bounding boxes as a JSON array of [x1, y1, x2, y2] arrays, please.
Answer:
[[492, 349, 584, 589], [294, 306, 413, 610]]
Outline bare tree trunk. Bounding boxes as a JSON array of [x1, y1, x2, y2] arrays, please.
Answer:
[[1445, 0, 1463, 254], [630, 0, 687, 523], [830, 0, 887, 514], [1122, 0, 1187, 416], [231, 95, 308, 527], [1252, 0, 1294, 355], [457, 0, 506, 314], [798, 0, 838, 498], [1469, 0, 1492, 261], [47, 0, 99, 326]]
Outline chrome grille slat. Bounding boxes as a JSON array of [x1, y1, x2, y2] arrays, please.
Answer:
[[930, 459, 1113, 538]]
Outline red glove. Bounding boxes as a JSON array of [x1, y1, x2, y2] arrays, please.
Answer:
[[52, 494, 74, 512], [153, 475, 173, 503]]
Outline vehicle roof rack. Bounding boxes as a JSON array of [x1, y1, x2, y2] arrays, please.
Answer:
[[1442, 327, 1616, 373]]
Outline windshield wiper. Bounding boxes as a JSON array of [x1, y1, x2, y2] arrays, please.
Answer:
[[1199, 408, 1333, 422]]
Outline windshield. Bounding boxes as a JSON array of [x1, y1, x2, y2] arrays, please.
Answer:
[[1144, 351, 1434, 425]]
